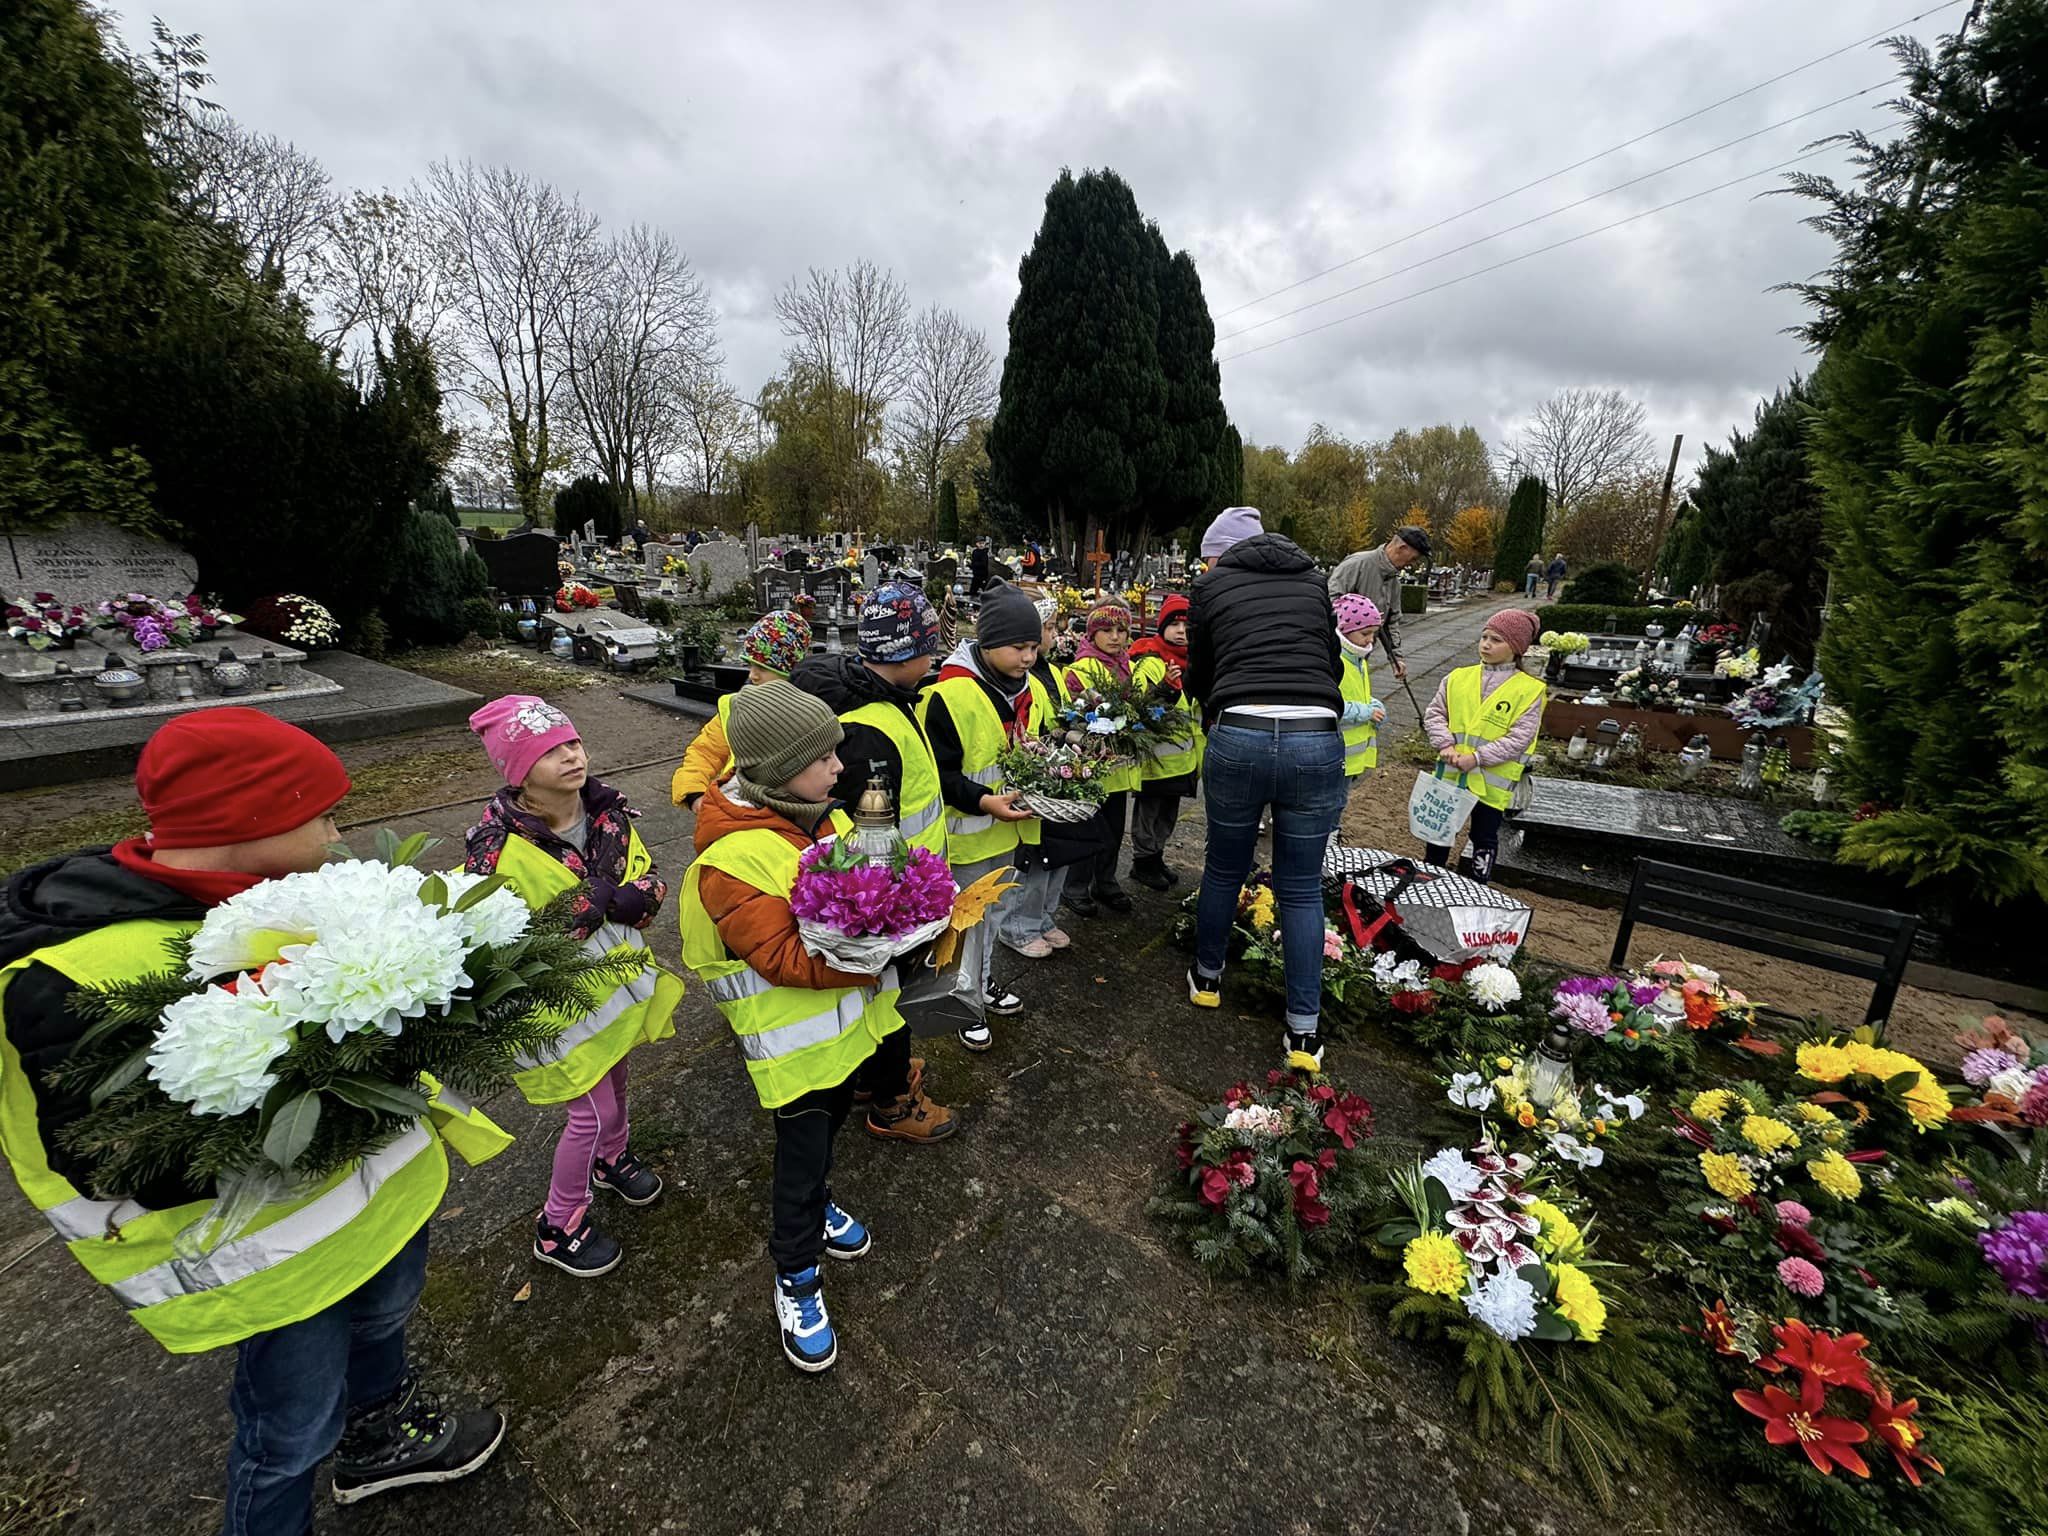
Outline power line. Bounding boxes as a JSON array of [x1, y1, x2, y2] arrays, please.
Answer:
[[1212, 0, 1964, 320], [1217, 145, 1838, 364], [1217, 84, 1884, 342]]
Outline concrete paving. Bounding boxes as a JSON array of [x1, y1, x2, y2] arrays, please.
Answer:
[[3, 586, 1771, 1536]]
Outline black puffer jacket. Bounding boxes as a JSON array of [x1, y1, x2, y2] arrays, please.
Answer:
[[1187, 533, 1341, 722], [788, 651, 930, 812], [1, 851, 209, 1206]]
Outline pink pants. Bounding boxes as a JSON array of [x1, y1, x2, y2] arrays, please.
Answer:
[[543, 1058, 631, 1228]]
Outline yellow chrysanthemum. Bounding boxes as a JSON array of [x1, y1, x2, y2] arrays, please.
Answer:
[[1793, 1102, 1837, 1126], [1796, 1042, 1854, 1084], [1689, 1089, 1736, 1123], [1403, 1232, 1468, 1297], [1807, 1149, 1863, 1201], [1527, 1199, 1583, 1259], [1844, 1042, 1923, 1082], [1552, 1262, 1607, 1342], [1740, 1115, 1800, 1154], [1700, 1151, 1754, 1201], [1901, 1077, 1952, 1132]]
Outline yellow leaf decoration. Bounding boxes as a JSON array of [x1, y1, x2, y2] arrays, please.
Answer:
[[930, 868, 1020, 968]]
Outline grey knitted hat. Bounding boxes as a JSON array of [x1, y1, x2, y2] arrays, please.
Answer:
[[975, 582, 1041, 650], [725, 681, 844, 789]]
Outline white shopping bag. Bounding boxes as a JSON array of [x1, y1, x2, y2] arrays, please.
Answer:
[[1323, 846, 1533, 963], [1407, 770, 1478, 845]]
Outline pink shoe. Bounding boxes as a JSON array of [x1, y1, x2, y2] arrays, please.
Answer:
[[1042, 927, 1072, 950], [1007, 936, 1055, 959]]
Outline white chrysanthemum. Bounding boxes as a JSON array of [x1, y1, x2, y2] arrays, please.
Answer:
[[266, 901, 473, 1041], [189, 863, 432, 983], [437, 870, 533, 950], [1446, 1071, 1496, 1111], [1989, 1066, 2033, 1103], [1465, 962, 1521, 1010], [1421, 1148, 1483, 1201], [147, 980, 298, 1116], [1463, 1268, 1539, 1341]]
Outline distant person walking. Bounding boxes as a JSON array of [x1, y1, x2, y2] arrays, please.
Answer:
[[1326, 526, 1430, 682], [1524, 556, 1543, 597], [1544, 553, 1567, 599], [1185, 506, 1347, 1072]]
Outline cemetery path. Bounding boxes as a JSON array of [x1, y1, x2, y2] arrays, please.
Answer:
[[0, 599, 2028, 1533]]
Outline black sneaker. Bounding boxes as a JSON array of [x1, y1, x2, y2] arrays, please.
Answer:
[[1093, 884, 1134, 914], [332, 1371, 507, 1506], [592, 1149, 663, 1206], [533, 1213, 622, 1277], [1063, 888, 1099, 919], [1129, 856, 1171, 892], [984, 981, 1023, 1017]]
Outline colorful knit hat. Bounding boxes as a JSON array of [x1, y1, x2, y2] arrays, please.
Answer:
[[1085, 600, 1133, 639], [742, 610, 813, 676], [1333, 593, 1382, 634], [858, 581, 942, 663]]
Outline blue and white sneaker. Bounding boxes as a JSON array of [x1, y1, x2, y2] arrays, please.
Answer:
[[823, 1200, 872, 1261], [774, 1266, 837, 1373]]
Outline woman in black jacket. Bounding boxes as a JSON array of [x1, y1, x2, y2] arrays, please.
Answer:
[[1183, 507, 1347, 1071]]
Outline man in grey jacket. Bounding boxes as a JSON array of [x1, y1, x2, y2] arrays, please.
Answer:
[[1326, 526, 1429, 681]]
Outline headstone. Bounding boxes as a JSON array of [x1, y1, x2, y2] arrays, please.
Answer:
[[862, 553, 880, 588], [581, 520, 598, 544], [4, 519, 199, 606], [474, 532, 562, 598]]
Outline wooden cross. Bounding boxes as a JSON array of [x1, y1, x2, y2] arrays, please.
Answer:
[[1085, 528, 1110, 598]]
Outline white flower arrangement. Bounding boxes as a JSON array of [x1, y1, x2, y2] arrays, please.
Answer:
[[1223, 1104, 1288, 1138], [147, 977, 299, 1116], [1446, 1071, 1497, 1111], [1370, 952, 1429, 995], [1420, 1147, 1483, 1201], [1463, 1267, 1539, 1341], [1465, 962, 1521, 1011]]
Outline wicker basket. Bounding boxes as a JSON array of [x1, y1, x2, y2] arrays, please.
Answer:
[[1018, 791, 1104, 824]]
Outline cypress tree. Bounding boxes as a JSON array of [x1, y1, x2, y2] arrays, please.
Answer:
[[1147, 233, 1238, 538], [936, 476, 960, 543], [1494, 475, 1547, 586], [1690, 380, 1825, 665], [987, 169, 1166, 555], [1798, 0, 2048, 905]]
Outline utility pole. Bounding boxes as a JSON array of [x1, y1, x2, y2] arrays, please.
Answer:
[[1640, 432, 1684, 601]]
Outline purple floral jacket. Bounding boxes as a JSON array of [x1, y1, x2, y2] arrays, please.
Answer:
[[463, 778, 667, 941]]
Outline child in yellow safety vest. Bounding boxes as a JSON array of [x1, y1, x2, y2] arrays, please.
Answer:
[[1126, 592, 1202, 889], [1061, 599, 1141, 916], [1421, 609, 1546, 884], [681, 682, 898, 1373], [1333, 593, 1388, 844], [920, 582, 1042, 1043], [465, 696, 683, 1279], [671, 610, 813, 810]]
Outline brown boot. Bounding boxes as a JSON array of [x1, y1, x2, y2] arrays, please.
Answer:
[[852, 1057, 924, 1106], [865, 1088, 957, 1144]]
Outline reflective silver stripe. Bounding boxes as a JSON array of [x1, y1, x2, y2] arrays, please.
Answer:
[[1435, 762, 1520, 793], [47, 1194, 150, 1242], [430, 1084, 475, 1115], [1150, 735, 1193, 760], [108, 1123, 435, 1308], [707, 967, 774, 1004], [948, 812, 996, 836], [513, 926, 657, 1072], [1451, 731, 1485, 746], [1345, 738, 1375, 763], [900, 798, 944, 836], [735, 995, 866, 1063], [964, 764, 1001, 787]]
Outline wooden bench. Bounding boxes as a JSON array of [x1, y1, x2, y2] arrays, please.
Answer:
[[1609, 858, 1919, 1028]]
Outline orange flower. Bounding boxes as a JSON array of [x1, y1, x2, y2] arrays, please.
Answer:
[[1700, 1300, 1741, 1357], [1684, 990, 1720, 1029], [1770, 1318, 1873, 1395], [1866, 1386, 1942, 1486], [1734, 1378, 1871, 1477]]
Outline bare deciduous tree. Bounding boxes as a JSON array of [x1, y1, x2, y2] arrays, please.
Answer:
[[773, 261, 911, 524], [562, 224, 719, 512], [423, 159, 599, 520], [179, 112, 337, 294], [322, 189, 450, 365], [673, 365, 754, 500], [1509, 387, 1655, 516], [890, 305, 998, 525]]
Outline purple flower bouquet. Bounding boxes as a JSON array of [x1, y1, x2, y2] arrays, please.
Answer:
[[789, 840, 958, 974]]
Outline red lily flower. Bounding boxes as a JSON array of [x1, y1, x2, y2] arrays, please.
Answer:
[[1734, 1378, 1871, 1477], [1323, 1093, 1373, 1149], [1698, 1300, 1742, 1357], [1866, 1386, 1942, 1486], [1288, 1158, 1320, 1205], [1316, 1147, 1337, 1174], [1769, 1319, 1873, 1396]]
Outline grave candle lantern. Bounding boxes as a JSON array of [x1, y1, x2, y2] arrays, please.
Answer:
[[1566, 727, 1589, 762], [1676, 734, 1711, 782], [1523, 1023, 1578, 1112], [1591, 718, 1621, 768]]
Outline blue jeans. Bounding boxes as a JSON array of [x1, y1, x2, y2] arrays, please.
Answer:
[[223, 1224, 429, 1535], [1524, 574, 1539, 596], [1194, 722, 1347, 1033]]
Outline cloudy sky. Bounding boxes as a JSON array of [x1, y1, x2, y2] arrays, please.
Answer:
[[110, 0, 1962, 475]]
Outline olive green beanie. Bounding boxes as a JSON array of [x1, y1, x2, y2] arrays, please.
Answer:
[[725, 680, 844, 790]]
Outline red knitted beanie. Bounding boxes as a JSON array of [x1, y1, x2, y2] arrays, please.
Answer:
[[137, 708, 352, 849]]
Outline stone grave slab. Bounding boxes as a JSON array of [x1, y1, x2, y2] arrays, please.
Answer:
[[1512, 779, 1826, 869], [4, 519, 198, 605]]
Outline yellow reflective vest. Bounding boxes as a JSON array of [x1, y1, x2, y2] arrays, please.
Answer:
[[917, 675, 1023, 870], [1130, 654, 1203, 784], [1062, 655, 1141, 794], [840, 701, 948, 857], [0, 919, 508, 1355], [1339, 650, 1378, 778], [490, 830, 684, 1105], [678, 810, 900, 1108], [1432, 666, 1546, 810]]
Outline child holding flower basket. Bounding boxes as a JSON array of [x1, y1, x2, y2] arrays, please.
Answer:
[[1062, 600, 1142, 915], [465, 696, 685, 1279], [681, 683, 914, 1372], [1126, 593, 1202, 891]]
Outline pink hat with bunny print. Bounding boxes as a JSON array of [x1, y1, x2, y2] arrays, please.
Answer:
[[469, 694, 579, 787]]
